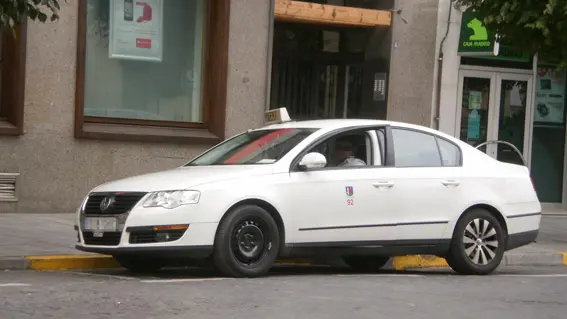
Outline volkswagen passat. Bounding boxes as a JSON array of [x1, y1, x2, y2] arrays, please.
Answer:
[[75, 108, 541, 277]]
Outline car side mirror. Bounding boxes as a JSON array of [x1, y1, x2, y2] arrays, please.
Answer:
[[298, 152, 327, 171]]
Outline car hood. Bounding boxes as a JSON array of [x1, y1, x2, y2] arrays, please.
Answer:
[[90, 165, 274, 193]]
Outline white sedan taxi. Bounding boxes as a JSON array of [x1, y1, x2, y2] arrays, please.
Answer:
[[75, 108, 541, 277]]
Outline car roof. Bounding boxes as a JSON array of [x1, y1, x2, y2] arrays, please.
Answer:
[[257, 118, 445, 136], [254, 117, 499, 166]]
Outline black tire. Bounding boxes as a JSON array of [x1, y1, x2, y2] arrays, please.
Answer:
[[113, 255, 165, 273], [343, 256, 390, 272], [213, 205, 280, 278], [445, 208, 506, 275]]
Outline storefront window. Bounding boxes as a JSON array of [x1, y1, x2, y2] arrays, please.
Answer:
[[83, 0, 205, 123], [530, 66, 567, 203], [459, 77, 491, 149]]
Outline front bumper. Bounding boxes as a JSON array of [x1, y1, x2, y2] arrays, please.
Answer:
[[75, 221, 219, 259], [75, 243, 214, 259], [74, 191, 223, 258]]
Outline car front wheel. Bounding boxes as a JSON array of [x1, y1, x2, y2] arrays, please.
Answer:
[[212, 205, 280, 278], [445, 208, 506, 275]]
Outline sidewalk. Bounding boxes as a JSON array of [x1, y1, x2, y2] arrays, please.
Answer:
[[0, 213, 565, 271]]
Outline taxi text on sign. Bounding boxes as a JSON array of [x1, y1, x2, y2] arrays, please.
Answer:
[[264, 108, 291, 125]]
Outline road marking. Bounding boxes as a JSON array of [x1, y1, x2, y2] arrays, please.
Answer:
[[496, 274, 567, 278], [67, 271, 139, 281], [336, 274, 426, 278], [140, 278, 231, 283], [0, 283, 31, 287]]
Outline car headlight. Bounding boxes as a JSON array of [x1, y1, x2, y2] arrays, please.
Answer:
[[142, 190, 201, 209]]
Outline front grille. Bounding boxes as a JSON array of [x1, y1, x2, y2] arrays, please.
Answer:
[[84, 192, 147, 215], [129, 230, 186, 244], [82, 231, 122, 246]]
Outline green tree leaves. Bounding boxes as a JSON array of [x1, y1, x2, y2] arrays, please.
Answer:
[[0, 0, 63, 32], [455, 0, 567, 66]]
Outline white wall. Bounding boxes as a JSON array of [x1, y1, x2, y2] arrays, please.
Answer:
[[432, 0, 463, 136]]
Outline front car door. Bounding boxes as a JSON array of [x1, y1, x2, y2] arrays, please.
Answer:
[[282, 127, 399, 246]]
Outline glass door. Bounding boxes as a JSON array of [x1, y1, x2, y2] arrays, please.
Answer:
[[456, 70, 497, 152], [494, 73, 534, 166], [456, 70, 534, 167]]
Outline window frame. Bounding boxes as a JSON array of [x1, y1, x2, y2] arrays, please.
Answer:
[[389, 126, 463, 168], [74, 0, 230, 144], [0, 19, 28, 136], [289, 125, 396, 172]]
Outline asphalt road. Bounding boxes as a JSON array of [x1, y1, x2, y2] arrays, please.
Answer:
[[1, 266, 566, 319]]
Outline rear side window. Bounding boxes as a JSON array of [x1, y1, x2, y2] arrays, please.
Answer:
[[437, 138, 461, 166], [391, 128, 442, 167]]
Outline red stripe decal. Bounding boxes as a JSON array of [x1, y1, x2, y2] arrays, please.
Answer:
[[224, 129, 294, 164]]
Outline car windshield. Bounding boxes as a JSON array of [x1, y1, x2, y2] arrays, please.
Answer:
[[186, 128, 318, 166]]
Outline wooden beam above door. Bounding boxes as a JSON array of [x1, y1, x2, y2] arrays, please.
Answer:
[[274, 0, 392, 27]]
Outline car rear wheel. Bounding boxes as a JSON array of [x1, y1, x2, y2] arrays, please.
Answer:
[[113, 255, 165, 273], [342, 256, 390, 272], [445, 208, 506, 275], [213, 205, 280, 278]]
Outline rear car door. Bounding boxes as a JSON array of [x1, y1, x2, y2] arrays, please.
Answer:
[[379, 126, 466, 242]]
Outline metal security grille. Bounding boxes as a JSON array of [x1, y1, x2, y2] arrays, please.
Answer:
[[270, 55, 364, 120], [0, 173, 18, 202], [270, 55, 322, 119]]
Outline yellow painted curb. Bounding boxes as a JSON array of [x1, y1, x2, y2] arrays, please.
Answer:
[[25, 254, 121, 271], [560, 252, 567, 266], [392, 255, 448, 270]]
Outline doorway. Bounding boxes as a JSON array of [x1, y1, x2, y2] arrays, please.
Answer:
[[455, 69, 534, 168], [270, 52, 365, 120]]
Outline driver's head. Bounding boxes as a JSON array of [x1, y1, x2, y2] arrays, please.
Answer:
[[334, 135, 357, 163]]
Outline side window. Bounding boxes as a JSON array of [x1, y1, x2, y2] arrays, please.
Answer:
[[436, 137, 461, 166], [301, 131, 371, 168], [391, 128, 442, 167]]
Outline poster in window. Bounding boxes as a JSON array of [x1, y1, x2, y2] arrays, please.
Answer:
[[533, 67, 565, 124], [108, 0, 164, 62], [468, 90, 482, 110], [467, 109, 481, 140]]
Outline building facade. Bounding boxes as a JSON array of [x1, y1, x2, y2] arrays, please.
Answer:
[[1, 0, 443, 214], [0, 0, 273, 214], [268, 0, 441, 127], [434, 0, 567, 212]]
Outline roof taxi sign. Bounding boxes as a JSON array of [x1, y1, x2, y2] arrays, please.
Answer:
[[264, 108, 291, 125]]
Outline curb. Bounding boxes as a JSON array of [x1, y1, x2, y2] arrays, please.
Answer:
[[391, 252, 567, 271], [26, 254, 121, 271], [1, 253, 566, 272], [0, 254, 120, 271]]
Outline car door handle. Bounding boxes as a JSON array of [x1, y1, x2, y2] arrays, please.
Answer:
[[372, 181, 394, 189], [442, 180, 460, 187]]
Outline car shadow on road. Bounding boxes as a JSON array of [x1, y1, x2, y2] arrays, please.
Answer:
[[77, 265, 463, 280], [74, 262, 554, 280]]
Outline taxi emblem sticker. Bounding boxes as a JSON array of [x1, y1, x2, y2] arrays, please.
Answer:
[[345, 186, 354, 196]]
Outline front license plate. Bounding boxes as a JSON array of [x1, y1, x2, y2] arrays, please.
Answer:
[[83, 217, 117, 232]]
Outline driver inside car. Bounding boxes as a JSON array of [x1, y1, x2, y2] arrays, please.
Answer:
[[334, 135, 366, 167]]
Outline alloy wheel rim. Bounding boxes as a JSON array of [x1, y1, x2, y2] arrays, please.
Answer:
[[462, 218, 499, 266]]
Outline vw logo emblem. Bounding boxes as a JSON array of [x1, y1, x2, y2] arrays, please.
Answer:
[[99, 196, 115, 212]]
